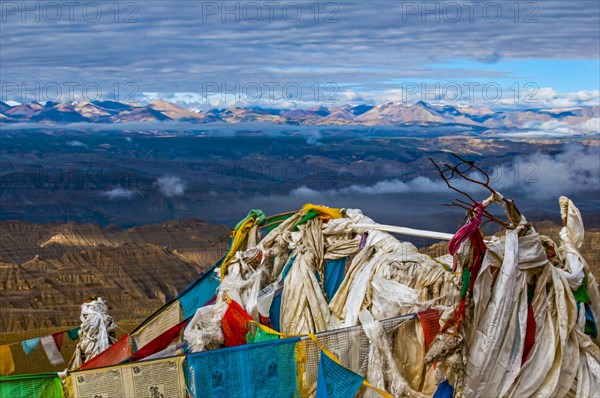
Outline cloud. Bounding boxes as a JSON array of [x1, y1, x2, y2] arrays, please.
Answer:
[[304, 130, 324, 145], [101, 187, 139, 200], [580, 118, 600, 133], [502, 88, 600, 109], [514, 117, 600, 137], [478, 52, 501, 64], [289, 146, 599, 200], [493, 146, 600, 197], [536, 87, 559, 101], [66, 140, 87, 147], [129, 87, 600, 111], [0, 2, 597, 107], [154, 176, 187, 197], [290, 177, 473, 198]]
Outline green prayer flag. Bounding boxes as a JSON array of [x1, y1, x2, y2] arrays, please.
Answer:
[[67, 327, 80, 341], [0, 373, 63, 398], [573, 278, 591, 304], [461, 268, 471, 298], [293, 209, 321, 231], [234, 209, 266, 230]]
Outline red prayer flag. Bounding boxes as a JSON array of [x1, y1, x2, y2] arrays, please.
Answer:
[[129, 320, 186, 362], [522, 303, 537, 364], [80, 334, 132, 370], [417, 309, 441, 349], [222, 299, 253, 347], [52, 331, 65, 350]]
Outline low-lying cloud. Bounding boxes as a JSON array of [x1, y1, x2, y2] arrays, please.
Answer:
[[101, 187, 139, 200], [289, 146, 600, 201], [66, 140, 87, 148], [290, 178, 447, 197], [494, 146, 600, 197], [513, 117, 600, 137], [154, 176, 187, 197]]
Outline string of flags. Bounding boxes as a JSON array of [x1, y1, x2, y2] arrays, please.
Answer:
[[0, 326, 80, 376]]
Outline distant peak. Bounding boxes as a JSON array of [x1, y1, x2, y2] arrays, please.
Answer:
[[150, 99, 172, 105]]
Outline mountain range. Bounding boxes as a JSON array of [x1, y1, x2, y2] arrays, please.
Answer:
[[2, 99, 598, 133]]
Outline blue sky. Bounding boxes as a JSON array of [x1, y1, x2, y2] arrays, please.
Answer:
[[1, 1, 599, 109], [424, 59, 600, 92]]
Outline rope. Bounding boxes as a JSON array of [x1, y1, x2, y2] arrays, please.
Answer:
[[351, 223, 455, 240], [1, 323, 128, 347], [1, 328, 74, 347], [114, 324, 130, 334]]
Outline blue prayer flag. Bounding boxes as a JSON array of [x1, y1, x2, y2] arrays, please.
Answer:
[[323, 258, 346, 299], [316, 352, 364, 398], [177, 266, 220, 319], [187, 337, 300, 398], [433, 379, 455, 398], [21, 337, 40, 356]]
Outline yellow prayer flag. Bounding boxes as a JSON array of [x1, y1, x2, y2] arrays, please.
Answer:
[[0, 345, 15, 376], [301, 204, 343, 219]]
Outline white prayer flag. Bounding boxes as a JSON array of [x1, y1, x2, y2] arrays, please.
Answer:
[[41, 335, 65, 366]]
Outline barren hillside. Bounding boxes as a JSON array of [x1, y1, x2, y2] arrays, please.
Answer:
[[0, 220, 229, 332]]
